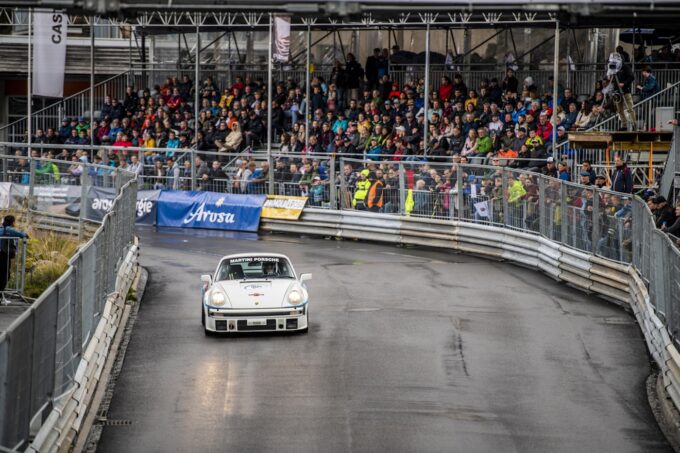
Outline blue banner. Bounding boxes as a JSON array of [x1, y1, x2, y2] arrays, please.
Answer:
[[82, 187, 160, 225], [157, 191, 265, 232]]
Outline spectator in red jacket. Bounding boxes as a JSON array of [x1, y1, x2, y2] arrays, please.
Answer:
[[438, 76, 453, 102], [536, 113, 553, 142], [166, 88, 183, 111]]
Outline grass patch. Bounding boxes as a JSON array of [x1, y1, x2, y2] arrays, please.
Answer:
[[2, 211, 80, 298], [22, 230, 79, 298]]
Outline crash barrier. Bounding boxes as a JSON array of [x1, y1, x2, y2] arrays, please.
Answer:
[[27, 241, 138, 453], [259, 191, 680, 417], [0, 170, 137, 450]]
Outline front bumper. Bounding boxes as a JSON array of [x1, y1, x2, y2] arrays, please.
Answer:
[[204, 305, 308, 333]]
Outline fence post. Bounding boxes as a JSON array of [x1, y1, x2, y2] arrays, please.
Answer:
[[592, 187, 600, 255], [191, 151, 196, 191], [20, 239, 26, 294], [501, 169, 509, 227], [398, 162, 406, 215], [538, 176, 546, 236], [1, 154, 7, 182], [339, 158, 347, 209], [79, 169, 89, 241], [456, 165, 463, 220], [560, 183, 568, 243], [27, 157, 36, 224], [268, 154, 274, 195], [329, 154, 337, 209]]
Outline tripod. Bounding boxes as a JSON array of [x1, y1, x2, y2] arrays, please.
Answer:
[[603, 73, 636, 131]]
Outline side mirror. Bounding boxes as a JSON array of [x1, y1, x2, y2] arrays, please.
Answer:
[[200, 274, 212, 285], [299, 273, 312, 282]]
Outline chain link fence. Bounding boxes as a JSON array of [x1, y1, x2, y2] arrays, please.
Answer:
[[0, 154, 136, 450]]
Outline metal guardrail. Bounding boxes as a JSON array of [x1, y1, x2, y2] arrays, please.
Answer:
[[0, 157, 137, 450]]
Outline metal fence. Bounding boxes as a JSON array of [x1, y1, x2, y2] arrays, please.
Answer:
[[336, 158, 637, 263], [0, 156, 136, 450]]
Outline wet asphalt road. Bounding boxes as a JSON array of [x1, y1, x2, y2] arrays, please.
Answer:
[[97, 227, 670, 453]]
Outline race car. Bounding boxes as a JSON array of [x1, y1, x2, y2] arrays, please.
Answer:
[[200, 253, 311, 334]]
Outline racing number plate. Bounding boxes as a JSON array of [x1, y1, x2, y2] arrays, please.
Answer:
[[247, 319, 267, 326]]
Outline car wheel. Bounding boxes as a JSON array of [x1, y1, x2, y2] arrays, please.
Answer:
[[201, 305, 205, 326]]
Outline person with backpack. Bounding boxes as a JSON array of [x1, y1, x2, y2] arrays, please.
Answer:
[[0, 216, 28, 293]]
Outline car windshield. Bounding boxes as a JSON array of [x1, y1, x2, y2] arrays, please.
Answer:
[[216, 256, 295, 281]]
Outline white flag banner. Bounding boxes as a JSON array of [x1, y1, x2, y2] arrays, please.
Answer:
[[32, 11, 67, 98], [474, 200, 490, 218], [272, 15, 291, 64]]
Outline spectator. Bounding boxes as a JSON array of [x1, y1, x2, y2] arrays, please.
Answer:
[[611, 155, 633, 193], [637, 66, 659, 100], [0, 215, 28, 292], [366, 170, 385, 212], [661, 202, 680, 237], [653, 196, 676, 229]]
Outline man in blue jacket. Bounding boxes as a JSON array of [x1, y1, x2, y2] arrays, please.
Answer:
[[0, 215, 28, 293]]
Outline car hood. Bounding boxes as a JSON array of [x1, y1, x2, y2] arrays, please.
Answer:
[[213, 279, 303, 308]]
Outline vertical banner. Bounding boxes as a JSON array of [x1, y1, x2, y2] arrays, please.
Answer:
[[32, 11, 67, 98], [272, 15, 291, 64]]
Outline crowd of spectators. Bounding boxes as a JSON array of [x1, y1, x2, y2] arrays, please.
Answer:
[[9, 45, 678, 248], [20, 45, 667, 186]]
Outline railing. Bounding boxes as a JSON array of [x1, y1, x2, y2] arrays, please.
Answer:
[[569, 80, 680, 134], [0, 70, 133, 143], [0, 155, 137, 450]]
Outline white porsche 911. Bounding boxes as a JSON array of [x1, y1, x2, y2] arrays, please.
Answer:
[[201, 253, 311, 334]]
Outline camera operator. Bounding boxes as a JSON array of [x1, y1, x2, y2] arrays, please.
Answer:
[[605, 52, 637, 131]]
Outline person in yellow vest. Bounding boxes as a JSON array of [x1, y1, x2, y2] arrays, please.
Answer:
[[366, 169, 385, 213], [352, 169, 371, 210]]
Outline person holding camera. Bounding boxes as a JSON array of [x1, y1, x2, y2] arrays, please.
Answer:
[[605, 52, 637, 131], [0, 216, 28, 293]]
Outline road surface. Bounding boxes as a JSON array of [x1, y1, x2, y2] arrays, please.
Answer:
[[97, 227, 671, 453]]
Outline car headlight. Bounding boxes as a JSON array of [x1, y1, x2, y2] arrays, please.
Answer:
[[288, 290, 302, 305], [210, 291, 226, 306]]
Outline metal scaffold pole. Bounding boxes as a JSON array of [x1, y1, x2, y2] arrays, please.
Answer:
[[27, 9, 32, 150], [305, 23, 311, 150], [423, 21, 431, 155], [193, 19, 200, 190], [267, 13, 274, 194], [90, 20, 95, 148], [552, 20, 560, 158]]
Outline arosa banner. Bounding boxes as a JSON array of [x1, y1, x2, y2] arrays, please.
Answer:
[[84, 187, 160, 225], [32, 11, 67, 98], [157, 191, 265, 232]]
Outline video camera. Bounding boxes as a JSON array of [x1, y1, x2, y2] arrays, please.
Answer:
[[606, 52, 623, 77]]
